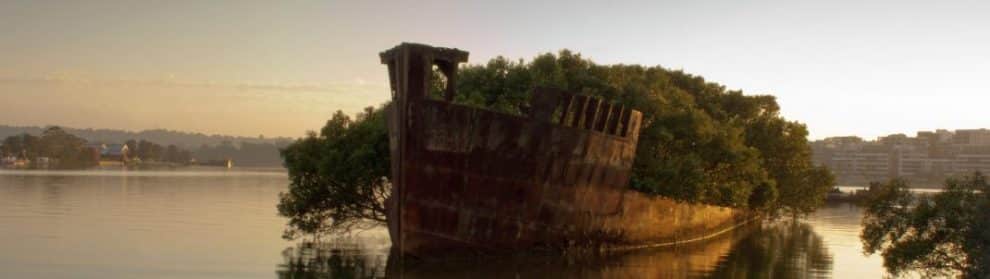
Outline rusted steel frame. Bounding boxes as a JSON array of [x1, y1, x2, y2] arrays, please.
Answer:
[[606, 106, 625, 136], [618, 107, 633, 138], [380, 43, 469, 260], [378, 43, 688, 258], [583, 97, 602, 130], [557, 94, 574, 125], [569, 95, 589, 128]]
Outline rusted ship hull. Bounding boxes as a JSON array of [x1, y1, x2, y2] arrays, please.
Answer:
[[380, 43, 751, 258]]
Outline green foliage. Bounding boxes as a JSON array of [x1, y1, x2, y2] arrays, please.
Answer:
[[135, 140, 163, 160], [121, 139, 192, 163], [1, 127, 194, 167], [861, 173, 990, 278], [163, 144, 193, 163], [278, 106, 390, 239], [1, 127, 98, 169], [1, 133, 40, 158], [450, 50, 833, 211], [453, 56, 533, 114]]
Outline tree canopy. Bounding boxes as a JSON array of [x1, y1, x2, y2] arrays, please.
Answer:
[[278, 49, 834, 238], [278, 107, 390, 239], [1, 126, 98, 169], [860, 173, 990, 278], [447, 51, 832, 212]]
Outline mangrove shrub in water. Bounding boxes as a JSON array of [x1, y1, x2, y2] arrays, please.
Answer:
[[277, 107, 390, 239], [861, 173, 990, 278]]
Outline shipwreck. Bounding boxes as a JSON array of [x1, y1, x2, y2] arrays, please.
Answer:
[[380, 43, 753, 258]]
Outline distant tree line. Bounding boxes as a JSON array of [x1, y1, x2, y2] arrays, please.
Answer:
[[1, 126, 195, 168], [1, 127, 97, 168], [123, 139, 193, 164], [0, 125, 292, 151], [278, 49, 835, 238], [0, 125, 292, 167], [194, 140, 291, 167]]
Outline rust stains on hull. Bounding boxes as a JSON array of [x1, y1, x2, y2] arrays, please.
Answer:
[[380, 43, 749, 258]]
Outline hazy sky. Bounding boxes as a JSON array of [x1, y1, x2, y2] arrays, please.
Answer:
[[2, 0, 989, 139]]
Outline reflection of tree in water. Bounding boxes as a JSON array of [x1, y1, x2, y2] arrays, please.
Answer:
[[276, 241, 388, 279], [274, 226, 745, 279], [706, 220, 833, 279], [275, 221, 832, 278]]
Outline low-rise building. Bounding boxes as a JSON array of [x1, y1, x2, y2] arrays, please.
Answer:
[[100, 144, 129, 162]]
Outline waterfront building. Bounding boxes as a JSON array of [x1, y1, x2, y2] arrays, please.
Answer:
[[813, 128, 990, 186], [98, 144, 130, 166]]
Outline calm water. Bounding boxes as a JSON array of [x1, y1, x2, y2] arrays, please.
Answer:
[[0, 170, 889, 278]]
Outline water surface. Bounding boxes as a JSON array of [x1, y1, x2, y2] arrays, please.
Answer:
[[0, 170, 888, 278]]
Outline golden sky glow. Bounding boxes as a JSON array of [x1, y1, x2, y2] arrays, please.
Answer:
[[3, 0, 990, 138]]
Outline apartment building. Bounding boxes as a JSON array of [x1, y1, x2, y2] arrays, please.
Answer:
[[813, 129, 990, 186]]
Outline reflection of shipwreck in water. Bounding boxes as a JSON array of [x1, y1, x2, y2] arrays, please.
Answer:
[[380, 43, 752, 258], [276, 222, 792, 278]]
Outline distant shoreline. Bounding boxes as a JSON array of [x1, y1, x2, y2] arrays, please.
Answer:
[[0, 166, 287, 176], [837, 183, 944, 190], [1, 165, 286, 171]]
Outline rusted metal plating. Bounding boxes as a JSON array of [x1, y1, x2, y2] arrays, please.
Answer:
[[381, 43, 750, 259]]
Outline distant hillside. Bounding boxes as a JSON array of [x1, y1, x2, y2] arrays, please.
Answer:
[[0, 125, 293, 149], [0, 125, 295, 167]]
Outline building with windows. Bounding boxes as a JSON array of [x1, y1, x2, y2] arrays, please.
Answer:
[[813, 129, 990, 186]]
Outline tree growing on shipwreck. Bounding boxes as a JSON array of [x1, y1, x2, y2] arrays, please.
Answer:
[[277, 48, 834, 239]]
